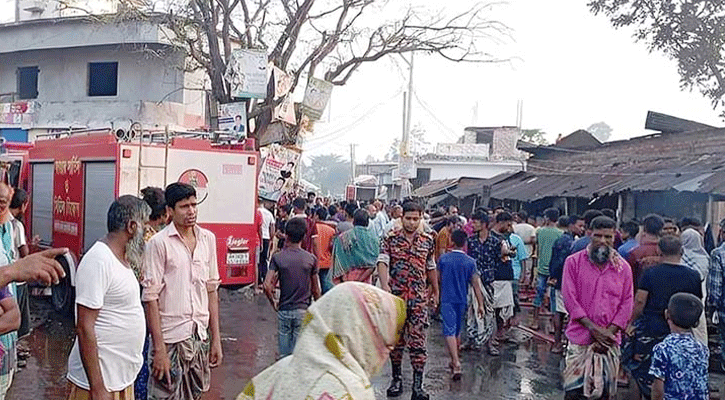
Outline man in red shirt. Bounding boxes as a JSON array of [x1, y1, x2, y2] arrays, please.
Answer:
[[291, 197, 318, 253], [312, 207, 335, 294], [626, 214, 664, 289]]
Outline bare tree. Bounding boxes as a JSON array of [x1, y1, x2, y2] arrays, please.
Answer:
[[94, 0, 511, 140]]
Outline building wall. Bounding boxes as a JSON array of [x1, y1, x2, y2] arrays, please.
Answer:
[[423, 161, 522, 181], [15, 0, 118, 22], [0, 44, 204, 129], [0, 17, 170, 54]]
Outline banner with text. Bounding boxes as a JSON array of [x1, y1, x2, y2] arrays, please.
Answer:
[[225, 49, 268, 99]]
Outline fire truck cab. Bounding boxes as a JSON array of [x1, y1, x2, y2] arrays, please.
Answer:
[[9, 129, 260, 315]]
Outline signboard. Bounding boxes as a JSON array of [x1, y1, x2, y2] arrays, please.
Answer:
[[397, 156, 416, 179], [218, 102, 247, 137], [53, 156, 83, 240], [225, 49, 268, 99], [258, 144, 301, 202], [1, 101, 39, 125], [300, 78, 333, 120], [436, 143, 490, 158]]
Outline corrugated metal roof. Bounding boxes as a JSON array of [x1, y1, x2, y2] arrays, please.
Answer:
[[412, 178, 459, 198], [491, 127, 725, 201], [413, 174, 523, 200]]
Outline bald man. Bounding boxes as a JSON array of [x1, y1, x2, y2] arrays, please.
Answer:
[[384, 205, 403, 235]]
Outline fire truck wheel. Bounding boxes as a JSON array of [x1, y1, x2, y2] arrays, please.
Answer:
[[51, 255, 75, 318]]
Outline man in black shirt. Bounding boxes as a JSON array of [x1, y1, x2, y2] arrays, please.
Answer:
[[622, 235, 702, 398], [548, 215, 585, 353], [489, 212, 515, 356]]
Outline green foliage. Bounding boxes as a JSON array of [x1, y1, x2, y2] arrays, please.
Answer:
[[302, 154, 351, 196], [589, 1, 725, 116], [386, 125, 432, 161], [520, 129, 549, 145]]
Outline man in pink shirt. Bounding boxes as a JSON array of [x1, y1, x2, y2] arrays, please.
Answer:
[[142, 183, 223, 400], [562, 216, 633, 400]]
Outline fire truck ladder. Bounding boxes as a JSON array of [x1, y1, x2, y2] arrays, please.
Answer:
[[136, 126, 170, 192]]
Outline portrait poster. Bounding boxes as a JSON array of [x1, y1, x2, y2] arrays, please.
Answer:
[[258, 144, 301, 202], [300, 77, 333, 120], [218, 102, 247, 137]]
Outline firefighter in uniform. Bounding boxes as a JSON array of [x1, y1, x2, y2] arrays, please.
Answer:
[[377, 200, 439, 400]]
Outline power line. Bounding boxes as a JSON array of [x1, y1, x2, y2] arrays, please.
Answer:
[[412, 90, 462, 142], [302, 89, 403, 148]]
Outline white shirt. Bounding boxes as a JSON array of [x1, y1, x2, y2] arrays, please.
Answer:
[[10, 218, 25, 261], [371, 211, 389, 238], [514, 223, 536, 256], [67, 242, 146, 392], [259, 207, 274, 240], [10, 218, 26, 286]]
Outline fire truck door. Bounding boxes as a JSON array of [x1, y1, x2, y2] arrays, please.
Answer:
[[31, 163, 53, 245], [83, 162, 116, 252]]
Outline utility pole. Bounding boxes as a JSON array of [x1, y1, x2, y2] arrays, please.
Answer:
[[402, 92, 407, 144], [401, 52, 414, 157], [350, 143, 356, 181], [398, 52, 415, 199]]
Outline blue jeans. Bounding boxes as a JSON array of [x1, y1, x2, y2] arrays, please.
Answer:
[[533, 274, 548, 308], [278, 309, 307, 357], [318, 269, 334, 295]]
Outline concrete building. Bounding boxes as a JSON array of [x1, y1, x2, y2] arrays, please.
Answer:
[[0, 12, 207, 141], [357, 126, 527, 199]]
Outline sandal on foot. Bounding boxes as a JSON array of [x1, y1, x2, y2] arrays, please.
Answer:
[[452, 364, 462, 381]]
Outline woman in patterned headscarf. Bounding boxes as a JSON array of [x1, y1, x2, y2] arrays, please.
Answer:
[[237, 282, 406, 400]]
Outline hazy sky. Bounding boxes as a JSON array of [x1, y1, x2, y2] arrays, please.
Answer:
[[302, 0, 723, 163], [2, 0, 721, 164]]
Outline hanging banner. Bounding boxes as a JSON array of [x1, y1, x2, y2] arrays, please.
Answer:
[[258, 144, 301, 202], [273, 66, 294, 100], [218, 102, 247, 137], [300, 77, 333, 120], [225, 49, 268, 99], [274, 95, 297, 125]]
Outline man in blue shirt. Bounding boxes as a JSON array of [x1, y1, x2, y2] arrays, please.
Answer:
[[618, 220, 640, 259], [438, 230, 484, 380], [570, 209, 603, 253]]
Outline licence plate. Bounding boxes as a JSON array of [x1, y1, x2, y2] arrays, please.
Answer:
[[227, 252, 249, 265]]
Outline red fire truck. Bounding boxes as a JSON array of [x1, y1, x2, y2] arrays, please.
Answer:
[[1, 129, 260, 315]]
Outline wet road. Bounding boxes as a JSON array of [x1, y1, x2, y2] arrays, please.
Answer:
[[6, 288, 721, 399]]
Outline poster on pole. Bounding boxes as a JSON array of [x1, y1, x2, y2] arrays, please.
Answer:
[[258, 144, 301, 202], [300, 77, 333, 120], [397, 156, 416, 179], [218, 102, 247, 137], [225, 49, 268, 99]]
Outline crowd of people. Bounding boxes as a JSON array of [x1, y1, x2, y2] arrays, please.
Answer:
[[251, 195, 719, 400], [0, 183, 720, 400]]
